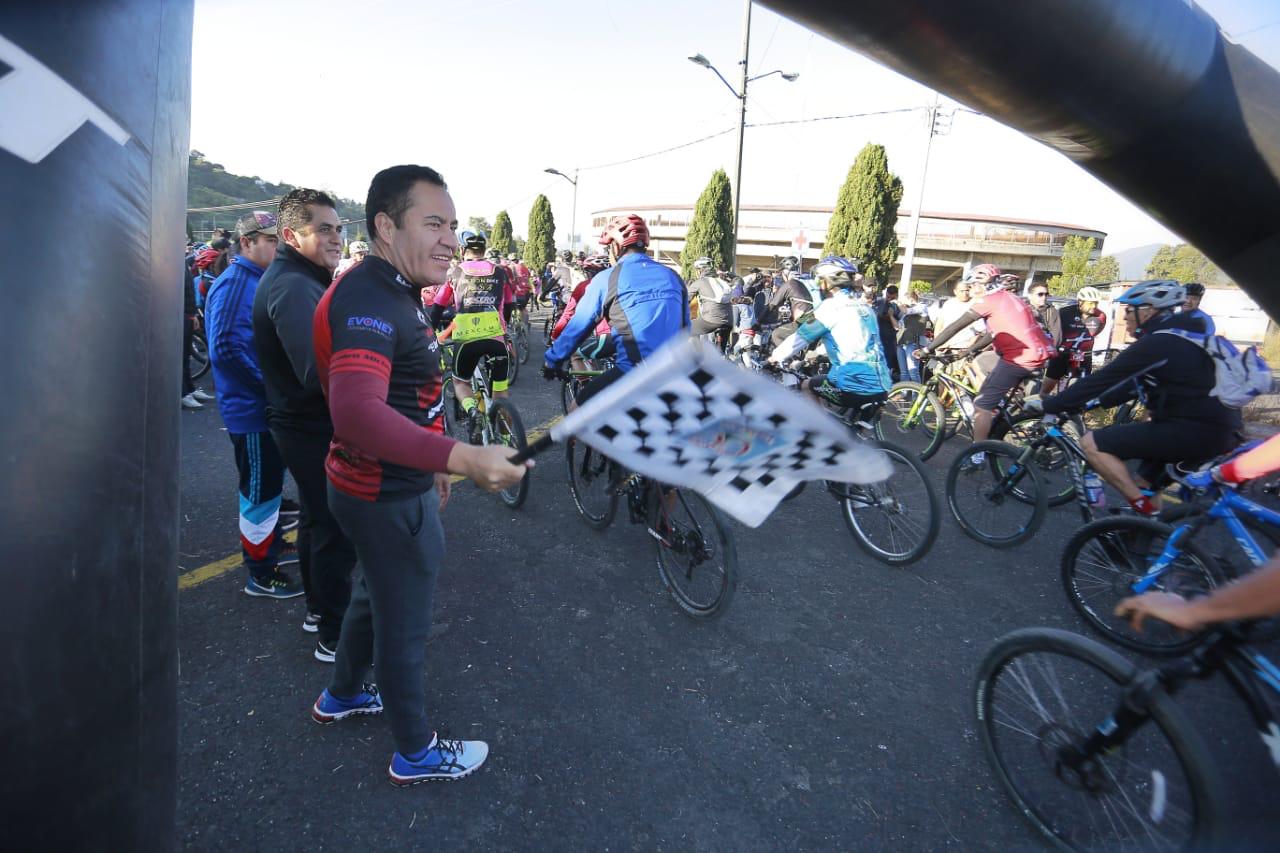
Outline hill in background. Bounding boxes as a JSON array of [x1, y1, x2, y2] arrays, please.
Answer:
[[186, 152, 367, 240], [1111, 243, 1162, 280]]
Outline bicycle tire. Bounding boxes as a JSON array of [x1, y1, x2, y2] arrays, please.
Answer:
[[975, 627, 1225, 851], [652, 486, 737, 618], [1061, 516, 1223, 655], [190, 332, 211, 381], [488, 400, 530, 509], [517, 322, 531, 365], [834, 440, 939, 565], [946, 440, 1047, 548], [505, 338, 520, 385], [994, 415, 1078, 507], [880, 382, 946, 460], [565, 437, 618, 530], [442, 381, 470, 442]]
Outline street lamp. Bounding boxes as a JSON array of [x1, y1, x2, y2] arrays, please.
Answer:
[[544, 167, 578, 251], [689, 2, 798, 271]]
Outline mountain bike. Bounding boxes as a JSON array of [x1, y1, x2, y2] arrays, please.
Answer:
[[560, 357, 615, 416], [565, 440, 737, 618], [975, 622, 1280, 850], [441, 343, 529, 508], [1062, 456, 1280, 655], [881, 352, 1031, 460], [761, 361, 940, 565], [511, 309, 531, 365]]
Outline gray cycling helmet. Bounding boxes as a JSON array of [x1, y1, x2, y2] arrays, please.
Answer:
[[1117, 279, 1186, 310], [693, 256, 713, 271]]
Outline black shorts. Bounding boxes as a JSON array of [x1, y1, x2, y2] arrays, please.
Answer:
[[1092, 420, 1241, 487], [515, 293, 531, 309], [974, 358, 1032, 410], [453, 337, 509, 385], [810, 377, 886, 413], [575, 365, 625, 407], [1044, 352, 1071, 381], [576, 334, 616, 361]]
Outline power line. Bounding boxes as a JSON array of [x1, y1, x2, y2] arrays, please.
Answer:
[[186, 197, 281, 214], [579, 127, 738, 172]]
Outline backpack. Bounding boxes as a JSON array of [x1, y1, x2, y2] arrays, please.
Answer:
[[1155, 329, 1272, 408]]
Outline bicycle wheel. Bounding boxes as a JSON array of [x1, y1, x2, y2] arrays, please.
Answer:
[[561, 374, 587, 416], [517, 322, 531, 364], [442, 380, 469, 442], [832, 440, 939, 565], [504, 338, 520, 385], [1061, 516, 1222, 655], [975, 628, 1224, 851], [946, 440, 1047, 548], [879, 382, 945, 460], [190, 332, 210, 380], [995, 415, 1077, 507], [565, 437, 618, 530], [651, 487, 737, 618], [488, 400, 530, 509]]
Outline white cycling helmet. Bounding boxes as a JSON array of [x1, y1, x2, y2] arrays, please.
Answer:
[[1117, 279, 1186, 310], [693, 256, 713, 271], [1076, 286, 1103, 302], [348, 240, 369, 254]]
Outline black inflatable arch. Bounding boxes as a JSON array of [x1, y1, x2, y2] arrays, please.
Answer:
[[761, 0, 1280, 315], [0, 2, 193, 847]]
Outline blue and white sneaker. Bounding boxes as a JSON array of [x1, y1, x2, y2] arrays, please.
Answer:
[[388, 733, 489, 786], [311, 684, 383, 724], [244, 572, 304, 599]]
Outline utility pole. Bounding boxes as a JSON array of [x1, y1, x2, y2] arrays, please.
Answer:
[[900, 93, 951, 289], [731, 0, 752, 272]]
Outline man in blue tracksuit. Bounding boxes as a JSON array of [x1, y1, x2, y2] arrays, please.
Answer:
[[541, 213, 688, 405], [205, 211, 302, 599]]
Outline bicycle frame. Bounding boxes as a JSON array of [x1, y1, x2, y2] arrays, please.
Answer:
[[1135, 487, 1280, 594]]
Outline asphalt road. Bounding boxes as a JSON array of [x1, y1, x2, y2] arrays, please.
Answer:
[[175, 306, 1276, 850]]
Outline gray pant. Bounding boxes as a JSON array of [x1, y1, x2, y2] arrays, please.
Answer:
[[327, 484, 444, 756]]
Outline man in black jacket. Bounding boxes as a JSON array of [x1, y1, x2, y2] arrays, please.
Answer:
[[1030, 279, 1242, 516], [253, 188, 356, 662]]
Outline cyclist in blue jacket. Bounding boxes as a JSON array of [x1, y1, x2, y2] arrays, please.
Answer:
[[541, 214, 689, 406]]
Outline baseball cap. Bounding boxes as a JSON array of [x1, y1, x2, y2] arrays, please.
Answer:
[[235, 210, 278, 238]]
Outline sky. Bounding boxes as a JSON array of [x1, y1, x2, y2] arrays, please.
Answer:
[[191, 0, 1280, 255]]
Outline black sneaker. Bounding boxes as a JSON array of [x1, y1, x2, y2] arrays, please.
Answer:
[[314, 639, 337, 663], [280, 499, 301, 533], [244, 571, 305, 600], [302, 611, 321, 634]]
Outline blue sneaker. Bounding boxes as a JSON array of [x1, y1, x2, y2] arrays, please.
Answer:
[[388, 734, 489, 786], [244, 571, 304, 599], [311, 684, 383, 724]]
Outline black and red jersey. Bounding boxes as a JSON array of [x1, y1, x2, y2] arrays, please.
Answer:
[[314, 255, 447, 501]]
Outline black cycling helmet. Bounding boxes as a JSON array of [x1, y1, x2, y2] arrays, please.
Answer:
[[1184, 281, 1206, 297], [559, 250, 573, 262], [459, 229, 487, 253]]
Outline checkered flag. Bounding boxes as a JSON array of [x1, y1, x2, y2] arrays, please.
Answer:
[[531, 337, 891, 527]]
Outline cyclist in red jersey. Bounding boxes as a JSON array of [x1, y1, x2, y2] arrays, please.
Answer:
[[916, 263, 1055, 455]]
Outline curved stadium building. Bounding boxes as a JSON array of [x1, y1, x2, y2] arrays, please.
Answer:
[[590, 204, 1106, 291]]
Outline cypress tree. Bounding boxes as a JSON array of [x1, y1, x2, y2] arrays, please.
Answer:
[[825, 144, 903, 285], [491, 210, 514, 255], [524, 195, 556, 276], [679, 169, 734, 281]]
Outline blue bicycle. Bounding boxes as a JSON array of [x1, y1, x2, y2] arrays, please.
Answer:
[[1060, 450, 1279, 655]]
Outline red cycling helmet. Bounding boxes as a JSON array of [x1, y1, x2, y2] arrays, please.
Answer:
[[964, 263, 1003, 285], [193, 248, 221, 270], [580, 256, 610, 276], [599, 214, 649, 252]]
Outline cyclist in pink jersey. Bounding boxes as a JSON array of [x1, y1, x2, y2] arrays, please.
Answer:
[[915, 264, 1055, 455]]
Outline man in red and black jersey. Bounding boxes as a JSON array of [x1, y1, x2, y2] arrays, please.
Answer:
[[310, 165, 527, 785]]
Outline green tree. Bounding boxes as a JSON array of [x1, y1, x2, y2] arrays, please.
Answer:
[[491, 211, 514, 255], [1047, 235, 1097, 296], [468, 215, 493, 237], [524, 195, 556, 276], [1145, 243, 1230, 285], [1089, 254, 1120, 283], [908, 279, 933, 296], [824, 144, 903, 285], [679, 169, 733, 281]]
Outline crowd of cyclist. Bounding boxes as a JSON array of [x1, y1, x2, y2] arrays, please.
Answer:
[[182, 165, 1278, 790]]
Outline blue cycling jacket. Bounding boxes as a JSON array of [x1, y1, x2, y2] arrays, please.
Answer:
[[544, 252, 689, 371], [206, 255, 269, 434]]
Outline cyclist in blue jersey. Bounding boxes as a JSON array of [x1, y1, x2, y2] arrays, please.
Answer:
[[768, 256, 892, 408], [541, 213, 689, 406]]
